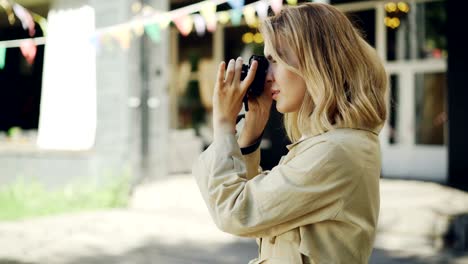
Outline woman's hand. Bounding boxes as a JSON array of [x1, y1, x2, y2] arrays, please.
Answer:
[[238, 83, 273, 148], [213, 57, 257, 135]]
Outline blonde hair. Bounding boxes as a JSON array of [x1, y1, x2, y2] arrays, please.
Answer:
[[259, 3, 387, 142]]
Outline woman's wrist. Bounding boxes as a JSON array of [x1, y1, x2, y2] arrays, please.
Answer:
[[238, 135, 254, 148], [238, 131, 263, 155], [238, 129, 263, 148], [213, 119, 236, 141]]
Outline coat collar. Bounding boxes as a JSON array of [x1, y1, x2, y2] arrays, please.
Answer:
[[285, 125, 382, 150]]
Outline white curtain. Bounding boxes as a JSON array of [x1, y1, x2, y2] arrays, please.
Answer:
[[37, 6, 96, 150]]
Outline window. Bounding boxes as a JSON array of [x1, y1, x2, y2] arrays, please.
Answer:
[[0, 23, 44, 144], [414, 72, 447, 145], [386, 1, 447, 61]]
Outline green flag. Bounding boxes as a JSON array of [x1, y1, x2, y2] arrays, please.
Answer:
[[0, 46, 6, 70], [230, 9, 242, 26], [145, 23, 161, 43]]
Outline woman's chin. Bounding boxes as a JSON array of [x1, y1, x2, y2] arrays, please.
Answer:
[[275, 104, 287, 114], [275, 103, 298, 114]]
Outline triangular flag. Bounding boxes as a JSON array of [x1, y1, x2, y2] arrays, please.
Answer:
[[230, 9, 242, 26], [206, 19, 217, 32], [33, 14, 48, 36], [0, 0, 15, 25], [192, 14, 206, 37], [13, 4, 36, 37], [227, 0, 245, 10], [0, 46, 6, 70], [145, 23, 161, 43], [271, 0, 283, 15], [19, 40, 37, 65], [133, 24, 145, 37], [255, 1, 269, 20], [174, 15, 193, 36], [200, 1, 217, 32], [114, 29, 132, 50], [243, 5, 258, 28], [159, 14, 171, 29], [217, 11, 230, 25]]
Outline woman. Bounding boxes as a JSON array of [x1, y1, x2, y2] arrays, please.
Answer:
[[192, 3, 387, 263]]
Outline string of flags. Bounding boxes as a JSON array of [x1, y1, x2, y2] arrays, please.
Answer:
[[0, 0, 304, 69], [90, 0, 300, 51]]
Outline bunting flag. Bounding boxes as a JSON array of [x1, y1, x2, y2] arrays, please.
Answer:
[[193, 14, 206, 37], [114, 29, 132, 50], [217, 11, 230, 24], [32, 14, 48, 35], [1, 0, 290, 54], [0, 0, 15, 25], [230, 9, 243, 26], [255, 1, 269, 20], [19, 40, 37, 65], [243, 5, 257, 28], [133, 24, 145, 37], [227, 0, 245, 10], [145, 23, 161, 43], [0, 45, 6, 69], [158, 14, 171, 29], [271, 0, 283, 14], [200, 1, 217, 32], [13, 4, 36, 37], [174, 15, 193, 36]]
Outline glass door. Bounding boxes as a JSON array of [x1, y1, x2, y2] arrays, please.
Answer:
[[376, 0, 447, 181]]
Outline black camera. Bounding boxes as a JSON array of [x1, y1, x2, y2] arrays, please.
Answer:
[[240, 55, 269, 111], [240, 55, 269, 97]]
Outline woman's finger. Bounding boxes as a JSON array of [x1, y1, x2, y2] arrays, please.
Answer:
[[215, 61, 226, 91], [241, 60, 258, 94], [225, 59, 235, 84], [233, 57, 244, 86]]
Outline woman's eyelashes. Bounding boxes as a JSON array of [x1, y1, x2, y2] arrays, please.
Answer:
[[265, 54, 277, 63]]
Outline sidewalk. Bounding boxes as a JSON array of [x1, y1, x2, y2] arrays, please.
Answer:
[[0, 174, 467, 264]]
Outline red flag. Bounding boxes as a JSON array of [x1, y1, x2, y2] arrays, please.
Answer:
[[174, 16, 193, 36], [271, 0, 283, 14], [20, 40, 37, 65]]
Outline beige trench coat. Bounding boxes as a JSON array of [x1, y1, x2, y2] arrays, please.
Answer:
[[192, 127, 382, 264]]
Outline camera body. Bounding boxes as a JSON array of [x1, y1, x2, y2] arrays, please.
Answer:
[[240, 55, 269, 98]]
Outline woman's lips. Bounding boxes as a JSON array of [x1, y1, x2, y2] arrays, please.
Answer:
[[272, 90, 280, 100]]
